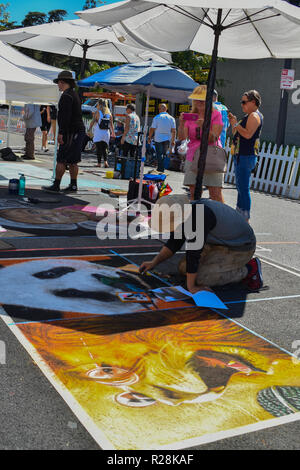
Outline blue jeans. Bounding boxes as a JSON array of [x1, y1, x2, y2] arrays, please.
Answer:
[[234, 155, 257, 220], [155, 140, 169, 172]]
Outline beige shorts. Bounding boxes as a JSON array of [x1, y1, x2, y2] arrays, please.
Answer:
[[183, 159, 196, 186], [183, 160, 224, 187], [178, 244, 256, 287]]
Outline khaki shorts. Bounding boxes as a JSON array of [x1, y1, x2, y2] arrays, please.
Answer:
[[183, 159, 196, 186], [178, 244, 255, 287], [183, 160, 224, 187]]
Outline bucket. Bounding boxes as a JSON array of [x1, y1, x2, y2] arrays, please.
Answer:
[[8, 178, 19, 194], [105, 170, 114, 179]]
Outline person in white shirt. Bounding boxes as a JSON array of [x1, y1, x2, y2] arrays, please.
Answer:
[[88, 99, 115, 168], [148, 103, 176, 172]]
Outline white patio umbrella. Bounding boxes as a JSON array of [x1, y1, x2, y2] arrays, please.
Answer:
[[0, 19, 171, 79], [77, 0, 300, 199]]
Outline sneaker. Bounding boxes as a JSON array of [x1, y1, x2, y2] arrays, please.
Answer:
[[42, 183, 60, 193], [44, 148, 49, 153], [245, 257, 263, 291], [62, 184, 77, 193]]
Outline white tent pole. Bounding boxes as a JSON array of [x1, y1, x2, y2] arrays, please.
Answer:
[[137, 85, 150, 211], [52, 117, 58, 180], [6, 101, 12, 147]]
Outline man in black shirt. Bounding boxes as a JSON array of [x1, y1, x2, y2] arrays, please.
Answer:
[[139, 195, 263, 293], [43, 71, 86, 193]]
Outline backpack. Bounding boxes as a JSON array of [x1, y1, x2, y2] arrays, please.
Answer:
[[169, 156, 182, 172], [98, 113, 110, 130], [0, 147, 18, 161]]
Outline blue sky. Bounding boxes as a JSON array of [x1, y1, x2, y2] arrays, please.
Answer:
[[7, 1, 117, 25]]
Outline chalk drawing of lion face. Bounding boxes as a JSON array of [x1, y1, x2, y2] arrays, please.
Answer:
[[0, 259, 151, 315]]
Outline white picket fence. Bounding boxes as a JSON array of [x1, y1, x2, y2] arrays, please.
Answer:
[[224, 140, 300, 200]]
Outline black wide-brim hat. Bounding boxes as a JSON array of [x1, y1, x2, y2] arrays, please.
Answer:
[[53, 70, 76, 85]]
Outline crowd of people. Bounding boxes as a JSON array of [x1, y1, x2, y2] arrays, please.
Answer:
[[19, 70, 264, 295], [22, 72, 263, 225], [95, 84, 262, 225]]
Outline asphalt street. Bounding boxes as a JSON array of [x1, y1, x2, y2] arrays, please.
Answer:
[[0, 135, 299, 451]]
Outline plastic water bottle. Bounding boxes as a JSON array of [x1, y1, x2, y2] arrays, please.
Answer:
[[18, 174, 26, 196]]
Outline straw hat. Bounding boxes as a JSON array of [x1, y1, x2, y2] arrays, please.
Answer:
[[150, 194, 191, 234], [188, 84, 207, 101]]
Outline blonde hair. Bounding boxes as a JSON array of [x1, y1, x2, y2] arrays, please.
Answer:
[[98, 99, 111, 116]]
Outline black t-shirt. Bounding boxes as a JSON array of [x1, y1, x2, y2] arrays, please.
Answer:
[[40, 105, 49, 127], [50, 105, 57, 120], [58, 88, 85, 135], [165, 204, 217, 274]]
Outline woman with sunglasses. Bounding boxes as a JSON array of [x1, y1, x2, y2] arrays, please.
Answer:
[[228, 90, 263, 222]]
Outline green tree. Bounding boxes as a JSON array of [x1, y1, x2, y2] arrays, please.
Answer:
[[48, 10, 67, 23], [0, 2, 16, 30], [21, 11, 47, 27], [171, 50, 228, 92], [171, 51, 211, 83], [87, 61, 110, 77], [83, 0, 97, 9]]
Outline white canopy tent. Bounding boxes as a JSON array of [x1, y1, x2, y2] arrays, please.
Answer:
[[77, 0, 300, 199], [0, 44, 61, 153], [0, 41, 66, 82], [0, 19, 171, 79], [0, 54, 59, 105]]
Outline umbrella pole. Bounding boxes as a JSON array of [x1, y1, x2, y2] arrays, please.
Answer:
[[6, 102, 12, 148], [79, 41, 89, 103], [194, 9, 223, 201], [137, 86, 151, 211], [80, 40, 88, 79], [52, 119, 59, 180]]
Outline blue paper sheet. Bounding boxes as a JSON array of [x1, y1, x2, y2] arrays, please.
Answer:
[[174, 286, 228, 310]]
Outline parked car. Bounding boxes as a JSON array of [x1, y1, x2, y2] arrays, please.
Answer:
[[81, 98, 113, 116], [81, 98, 98, 115]]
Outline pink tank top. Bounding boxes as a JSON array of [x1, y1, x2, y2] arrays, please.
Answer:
[[185, 109, 223, 162]]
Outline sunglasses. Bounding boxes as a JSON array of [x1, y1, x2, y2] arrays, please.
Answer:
[[240, 100, 250, 105]]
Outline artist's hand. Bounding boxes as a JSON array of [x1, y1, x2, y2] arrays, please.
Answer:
[[228, 113, 237, 126], [58, 134, 64, 145], [189, 285, 214, 295], [139, 261, 155, 275], [187, 277, 213, 295]]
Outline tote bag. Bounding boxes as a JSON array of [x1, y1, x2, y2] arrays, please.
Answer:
[[191, 145, 227, 174]]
